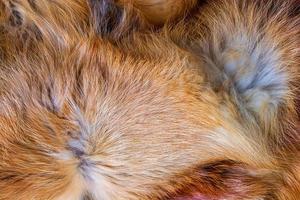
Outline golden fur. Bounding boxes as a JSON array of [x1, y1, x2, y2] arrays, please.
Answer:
[[0, 0, 299, 199]]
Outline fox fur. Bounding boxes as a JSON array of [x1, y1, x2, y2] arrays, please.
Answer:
[[0, 0, 299, 199]]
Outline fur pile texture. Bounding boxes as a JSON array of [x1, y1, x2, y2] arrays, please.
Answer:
[[0, 0, 299, 199]]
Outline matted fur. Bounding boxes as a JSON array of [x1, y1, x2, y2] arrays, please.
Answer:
[[0, 0, 299, 199]]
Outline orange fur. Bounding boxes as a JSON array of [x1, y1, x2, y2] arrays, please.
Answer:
[[118, 0, 198, 25], [0, 0, 299, 199]]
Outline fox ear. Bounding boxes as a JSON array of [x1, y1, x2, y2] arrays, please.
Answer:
[[87, 0, 148, 40]]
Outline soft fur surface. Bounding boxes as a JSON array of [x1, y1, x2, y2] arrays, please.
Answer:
[[0, 0, 299, 199]]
